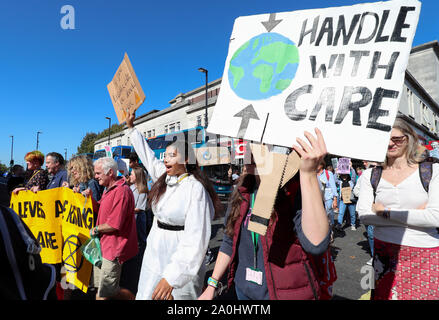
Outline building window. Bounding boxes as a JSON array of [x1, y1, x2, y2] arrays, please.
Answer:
[[407, 88, 415, 118], [197, 115, 202, 127], [165, 125, 168, 133], [169, 123, 176, 133], [117, 139, 121, 146], [177, 122, 181, 131], [127, 137, 131, 146], [421, 102, 430, 128]]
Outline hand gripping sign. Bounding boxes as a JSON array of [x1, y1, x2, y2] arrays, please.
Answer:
[[207, 0, 421, 162]]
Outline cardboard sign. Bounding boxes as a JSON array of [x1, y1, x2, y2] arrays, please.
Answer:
[[10, 188, 95, 293], [196, 146, 231, 166], [341, 186, 352, 204], [107, 53, 146, 124], [207, 0, 421, 162], [337, 157, 351, 174]]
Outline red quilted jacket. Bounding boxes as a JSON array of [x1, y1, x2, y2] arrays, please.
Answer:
[[226, 178, 322, 300]]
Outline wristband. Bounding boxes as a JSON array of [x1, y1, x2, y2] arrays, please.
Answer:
[[207, 277, 218, 289]]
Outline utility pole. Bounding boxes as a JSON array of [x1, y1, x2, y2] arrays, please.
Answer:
[[36, 131, 42, 150], [10, 135, 14, 166]]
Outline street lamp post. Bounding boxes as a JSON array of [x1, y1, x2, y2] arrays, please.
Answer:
[[198, 67, 208, 128], [105, 117, 111, 146], [36, 131, 42, 150], [64, 148, 67, 161], [10, 135, 14, 166]]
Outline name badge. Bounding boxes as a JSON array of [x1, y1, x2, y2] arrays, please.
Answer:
[[246, 267, 263, 285]]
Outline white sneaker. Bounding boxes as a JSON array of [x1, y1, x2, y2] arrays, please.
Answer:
[[366, 258, 373, 266], [351, 226, 356, 231]]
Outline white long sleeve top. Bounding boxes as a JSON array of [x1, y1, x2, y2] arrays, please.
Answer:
[[128, 127, 214, 298], [357, 164, 439, 248]]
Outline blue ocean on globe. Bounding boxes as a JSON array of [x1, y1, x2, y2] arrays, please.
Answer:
[[228, 32, 299, 100]]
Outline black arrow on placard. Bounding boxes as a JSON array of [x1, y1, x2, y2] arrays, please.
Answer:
[[234, 104, 260, 138], [261, 13, 282, 32]]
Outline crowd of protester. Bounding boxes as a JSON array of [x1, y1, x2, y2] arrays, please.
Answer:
[[1, 114, 439, 300]]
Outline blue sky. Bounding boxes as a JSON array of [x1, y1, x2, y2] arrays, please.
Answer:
[[0, 0, 437, 168]]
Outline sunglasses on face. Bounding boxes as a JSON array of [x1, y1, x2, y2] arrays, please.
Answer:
[[389, 135, 407, 145]]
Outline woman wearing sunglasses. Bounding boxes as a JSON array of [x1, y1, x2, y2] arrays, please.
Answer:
[[357, 116, 439, 300]]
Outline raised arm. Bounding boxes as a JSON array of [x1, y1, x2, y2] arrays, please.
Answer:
[[292, 128, 330, 246]]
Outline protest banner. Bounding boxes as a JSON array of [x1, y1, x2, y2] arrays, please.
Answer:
[[10, 188, 95, 293], [207, 0, 421, 162], [337, 157, 351, 174], [107, 53, 146, 124], [10, 189, 63, 264], [60, 189, 94, 292]]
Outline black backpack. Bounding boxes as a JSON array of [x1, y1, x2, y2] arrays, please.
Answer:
[[0, 205, 57, 300], [370, 161, 434, 200]]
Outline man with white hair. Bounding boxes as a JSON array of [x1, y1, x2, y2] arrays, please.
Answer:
[[87, 157, 138, 300]]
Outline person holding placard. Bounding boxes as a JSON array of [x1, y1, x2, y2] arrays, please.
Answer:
[[64, 155, 102, 202], [199, 129, 333, 300], [12, 151, 48, 194], [335, 174, 357, 231], [126, 110, 220, 300], [357, 116, 439, 300], [45, 152, 68, 190]]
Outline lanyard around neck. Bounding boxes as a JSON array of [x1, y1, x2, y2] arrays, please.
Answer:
[[178, 173, 189, 183], [250, 192, 259, 269]]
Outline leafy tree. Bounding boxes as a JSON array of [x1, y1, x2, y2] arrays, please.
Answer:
[[76, 123, 125, 154], [77, 132, 98, 154], [0, 162, 8, 173], [96, 123, 125, 140]]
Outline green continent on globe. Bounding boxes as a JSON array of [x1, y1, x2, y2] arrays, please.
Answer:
[[275, 79, 292, 91], [251, 42, 299, 73], [252, 64, 274, 93], [229, 64, 244, 89], [229, 40, 249, 88]]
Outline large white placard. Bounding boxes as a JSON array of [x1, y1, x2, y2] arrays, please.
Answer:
[[207, 0, 421, 162]]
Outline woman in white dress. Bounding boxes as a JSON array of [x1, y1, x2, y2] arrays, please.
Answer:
[[126, 111, 220, 300]]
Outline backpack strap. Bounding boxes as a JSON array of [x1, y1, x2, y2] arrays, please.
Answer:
[[418, 161, 433, 193], [370, 166, 383, 203], [325, 169, 329, 181]]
